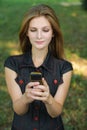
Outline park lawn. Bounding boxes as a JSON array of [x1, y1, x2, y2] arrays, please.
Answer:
[[0, 0, 87, 130]]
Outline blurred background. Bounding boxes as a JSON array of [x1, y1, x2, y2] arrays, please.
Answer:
[[0, 0, 87, 130]]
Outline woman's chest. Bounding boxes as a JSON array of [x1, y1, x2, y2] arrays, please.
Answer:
[[15, 66, 62, 96]]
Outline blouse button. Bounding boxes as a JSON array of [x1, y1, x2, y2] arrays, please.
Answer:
[[34, 116, 38, 121], [53, 79, 58, 85], [19, 79, 24, 85]]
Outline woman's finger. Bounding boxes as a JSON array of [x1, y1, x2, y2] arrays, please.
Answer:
[[42, 78, 48, 87], [27, 82, 40, 88]]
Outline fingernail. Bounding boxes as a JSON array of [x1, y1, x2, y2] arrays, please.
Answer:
[[42, 77, 44, 80]]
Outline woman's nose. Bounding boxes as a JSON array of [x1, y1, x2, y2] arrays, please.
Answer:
[[37, 30, 42, 39]]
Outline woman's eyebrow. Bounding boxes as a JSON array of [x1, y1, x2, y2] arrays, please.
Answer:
[[29, 26, 51, 28]]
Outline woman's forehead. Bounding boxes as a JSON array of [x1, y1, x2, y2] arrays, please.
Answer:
[[29, 16, 51, 28]]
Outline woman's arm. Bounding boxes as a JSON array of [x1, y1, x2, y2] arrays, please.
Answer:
[[5, 67, 30, 115], [44, 71, 73, 118]]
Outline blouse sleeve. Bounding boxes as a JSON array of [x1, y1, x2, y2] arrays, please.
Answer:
[[61, 60, 73, 75], [4, 56, 18, 73]]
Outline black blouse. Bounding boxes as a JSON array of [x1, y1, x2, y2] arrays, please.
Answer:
[[4, 51, 73, 130]]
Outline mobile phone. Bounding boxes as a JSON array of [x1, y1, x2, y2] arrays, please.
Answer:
[[30, 72, 42, 84]]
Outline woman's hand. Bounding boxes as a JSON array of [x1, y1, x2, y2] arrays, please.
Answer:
[[25, 81, 41, 103], [26, 78, 51, 103]]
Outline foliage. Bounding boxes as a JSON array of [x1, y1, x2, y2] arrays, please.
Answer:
[[0, 0, 87, 130], [82, 0, 87, 10]]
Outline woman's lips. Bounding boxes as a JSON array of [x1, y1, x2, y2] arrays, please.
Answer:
[[35, 41, 44, 44]]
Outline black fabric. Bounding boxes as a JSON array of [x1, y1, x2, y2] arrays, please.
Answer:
[[4, 52, 73, 130]]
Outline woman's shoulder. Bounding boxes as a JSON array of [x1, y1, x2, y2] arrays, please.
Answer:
[[4, 53, 25, 64], [4, 53, 26, 73], [58, 58, 72, 66], [53, 56, 72, 65], [54, 57, 73, 74]]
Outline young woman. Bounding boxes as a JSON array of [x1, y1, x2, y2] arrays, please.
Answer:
[[4, 4, 73, 130]]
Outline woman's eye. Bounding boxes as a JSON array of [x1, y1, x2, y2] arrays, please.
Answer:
[[43, 29, 49, 32], [30, 29, 36, 32]]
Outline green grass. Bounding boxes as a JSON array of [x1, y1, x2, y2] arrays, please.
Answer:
[[0, 0, 87, 130]]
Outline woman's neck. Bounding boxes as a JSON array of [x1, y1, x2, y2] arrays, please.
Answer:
[[32, 48, 48, 67]]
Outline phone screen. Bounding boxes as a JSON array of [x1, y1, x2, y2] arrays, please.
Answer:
[[30, 72, 42, 84]]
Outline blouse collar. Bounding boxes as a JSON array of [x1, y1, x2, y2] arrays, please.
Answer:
[[21, 51, 54, 72]]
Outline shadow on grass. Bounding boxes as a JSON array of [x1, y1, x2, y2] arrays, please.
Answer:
[[0, 89, 13, 129], [63, 74, 87, 130]]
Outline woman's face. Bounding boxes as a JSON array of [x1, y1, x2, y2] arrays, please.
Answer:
[[27, 16, 53, 50]]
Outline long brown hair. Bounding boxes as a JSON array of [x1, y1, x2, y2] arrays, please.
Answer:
[[19, 4, 64, 59]]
